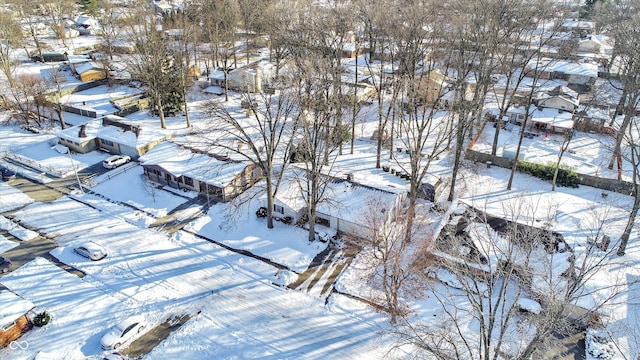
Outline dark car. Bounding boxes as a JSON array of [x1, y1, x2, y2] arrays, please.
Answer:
[[0, 256, 13, 273], [1, 166, 17, 181]]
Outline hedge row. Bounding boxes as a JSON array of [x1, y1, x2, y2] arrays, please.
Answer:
[[516, 161, 581, 188]]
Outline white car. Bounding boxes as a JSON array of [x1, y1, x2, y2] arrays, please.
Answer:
[[101, 316, 147, 350], [74, 242, 108, 261], [102, 155, 131, 169]]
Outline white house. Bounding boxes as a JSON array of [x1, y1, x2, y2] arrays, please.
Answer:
[[534, 85, 579, 112], [228, 61, 274, 93], [57, 116, 172, 158], [272, 173, 406, 240], [530, 107, 575, 134]]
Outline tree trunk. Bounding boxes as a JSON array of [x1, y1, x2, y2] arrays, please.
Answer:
[[608, 112, 633, 170], [157, 97, 166, 129], [57, 107, 66, 130], [266, 175, 274, 229], [618, 187, 640, 256]]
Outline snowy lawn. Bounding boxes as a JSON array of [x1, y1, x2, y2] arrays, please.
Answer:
[[0, 234, 18, 253], [144, 278, 398, 360], [187, 198, 327, 274], [90, 166, 190, 218], [0, 258, 131, 360], [0, 181, 34, 213], [1, 194, 398, 360]]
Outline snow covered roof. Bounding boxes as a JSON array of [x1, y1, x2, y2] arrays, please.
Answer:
[[203, 86, 224, 95], [56, 118, 172, 149], [530, 107, 575, 129], [316, 181, 401, 225], [0, 290, 35, 328], [139, 141, 250, 187], [536, 85, 579, 107], [208, 69, 228, 80], [75, 61, 103, 75], [74, 15, 99, 28], [275, 168, 402, 226], [526, 58, 599, 78], [553, 61, 598, 77], [99, 116, 172, 148], [57, 119, 100, 142], [561, 19, 595, 31]]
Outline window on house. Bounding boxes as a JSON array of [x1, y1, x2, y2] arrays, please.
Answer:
[[165, 173, 172, 182], [101, 139, 114, 146], [184, 177, 194, 186], [2, 321, 16, 331], [274, 204, 284, 214]]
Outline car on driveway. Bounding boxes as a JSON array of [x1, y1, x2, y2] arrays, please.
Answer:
[[101, 316, 147, 350], [74, 242, 108, 261], [0, 256, 12, 273], [102, 155, 131, 169], [0, 165, 17, 181]]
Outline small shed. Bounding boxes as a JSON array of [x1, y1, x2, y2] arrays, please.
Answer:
[[503, 144, 525, 160], [75, 62, 106, 82], [0, 290, 35, 348]]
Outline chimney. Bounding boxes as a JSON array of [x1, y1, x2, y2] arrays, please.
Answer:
[[133, 126, 141, 138], [79, 124, 87, 138]]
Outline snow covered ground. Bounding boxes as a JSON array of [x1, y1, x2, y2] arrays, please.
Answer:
[[0, 189, 399, 359], [1, 33, 639, 359]]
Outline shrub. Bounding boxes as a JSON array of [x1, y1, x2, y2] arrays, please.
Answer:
[[255, 207, 268, 218], [33, 311, 50, 327], [516, 161, 580, 188]]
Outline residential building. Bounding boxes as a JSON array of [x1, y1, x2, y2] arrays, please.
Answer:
[[0, 291, 34, 349], [140, 141, 261, 202]]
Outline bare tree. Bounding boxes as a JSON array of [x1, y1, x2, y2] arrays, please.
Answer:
[[200, 89, 298, 229], [165, 8, 199, 128], [394, 199, 628, 359], [596, 1, 640, 175], [0, 10, 23, 89], [351, 197, 433, 325], [125, 3, 180, 129], [198, 0, 239, 102], [616, 115, 640, 255], [96, 0, 126, 62], [391, 3, 453, 242], [14, 0, 47, 62], [39, 0, 78, 46], [47, 65, 68, 129], [353, 0, 402, 168], [8, 74, 50, 127]]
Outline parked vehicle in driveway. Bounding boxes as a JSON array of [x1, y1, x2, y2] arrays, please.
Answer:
[[0, 165, 17, 181], [102, 155, 131, 169], [74, 242, 108, 261], [101, 316, 147, 350], [0, 256, 12, 273]]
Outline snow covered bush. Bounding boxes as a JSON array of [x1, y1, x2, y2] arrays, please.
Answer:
[[32, 311, 51, 327], [586, 329, 616, 359]]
